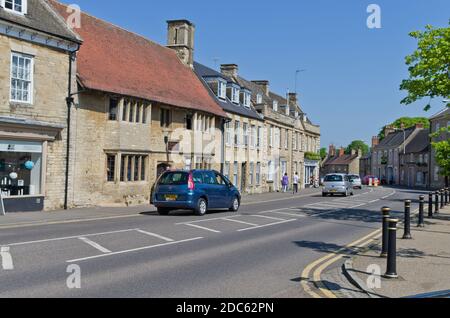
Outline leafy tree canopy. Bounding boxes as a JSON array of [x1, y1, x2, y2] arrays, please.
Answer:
[[378, 117, 430, 140], [345, 140, 369, 156], [320, 148, 328, 160], [400, 24, 450, 111]]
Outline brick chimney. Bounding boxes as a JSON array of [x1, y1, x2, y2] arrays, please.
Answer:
[[252, 80, 270, 96], [372, 136, 380, 148], [329, 145, 336, 157], [167, 20, 195, 68], [339, 147, 345, 157], [220, 64, 238, 79], [415, 123, 424, 129]]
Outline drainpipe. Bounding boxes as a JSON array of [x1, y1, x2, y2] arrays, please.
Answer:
[[64, 49, 79, 210]]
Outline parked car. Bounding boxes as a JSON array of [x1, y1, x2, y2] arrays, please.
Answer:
[[151, 170, 241, 216], [363, 175, 380, 186], [322, 174, 354, 197], [348, 175, 363, 189]]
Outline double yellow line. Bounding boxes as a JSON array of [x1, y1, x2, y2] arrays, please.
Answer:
[[300, 229, 382, 298]]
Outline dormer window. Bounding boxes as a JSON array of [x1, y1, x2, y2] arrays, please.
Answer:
[[227, 84, 240, 104], [240, 89, 251, 108], [256, 94, 262, 104], [218, 80, 226, 100], [273, 101, 278, 112], [2, 0, 27, 14]]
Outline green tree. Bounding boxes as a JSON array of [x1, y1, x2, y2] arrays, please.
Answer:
[[345, 140, 369, 156], [431, 126, 450, 186], [320, 148, 327, 160], [378, 117, 430, 140], [400, 24, 450, 111]]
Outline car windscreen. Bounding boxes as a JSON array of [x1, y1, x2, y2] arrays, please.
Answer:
[[158, 172, 188, 185], [324, 175, 343, 182], [349, 175, 360, 180]]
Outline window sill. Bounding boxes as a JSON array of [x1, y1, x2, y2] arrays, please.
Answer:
[[10, 101, 33, 107]]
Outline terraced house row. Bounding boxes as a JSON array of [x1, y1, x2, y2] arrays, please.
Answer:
[[0, 0, 320, 212]]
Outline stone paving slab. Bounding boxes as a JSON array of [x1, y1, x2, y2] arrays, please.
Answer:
[[345, 206, 450, 298]]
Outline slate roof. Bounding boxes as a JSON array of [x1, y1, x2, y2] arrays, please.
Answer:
[[430, 107, 450, 120], [323, 154, 359, 166], [374, 127, 416, 150], [404, 129, 430, 154], [49, 1, 226, 118], [0, 0, 80, 43], [193, 62, 263, 121]]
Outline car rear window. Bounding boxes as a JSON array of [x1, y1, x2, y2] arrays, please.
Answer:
[[324, 175, 343, 182], [350, 175, 360, 180], [159, 172, 188, 185]]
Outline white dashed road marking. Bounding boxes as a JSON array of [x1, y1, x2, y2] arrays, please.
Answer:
[[183, 223, 221, 233], [237, 219, 297, 232], [1, 246, 14, 270], [222, 218, 259, 227]]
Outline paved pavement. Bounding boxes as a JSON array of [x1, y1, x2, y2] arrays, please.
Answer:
[[336, 205, 450, 298], [0, 186, 429, 297]]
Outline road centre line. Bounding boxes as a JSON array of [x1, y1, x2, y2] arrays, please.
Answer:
[[136, 230, 175, 242], [7, 229, 139, 247], [67, 237, 204, 263], [78, 237, 111, 254], [237, 219, 297, 232], [221, 218, 259, 227]]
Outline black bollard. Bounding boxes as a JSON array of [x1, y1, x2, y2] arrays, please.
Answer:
[[385, 218, 399, 279], [381, 207, 391, 258], [428, 193, 433, 218], [446, 188, 449, 206], [441, 190, 445, 209], [403, 200, 412, 239], [418, 196, 425, 228], [435, 192, 440, 214]]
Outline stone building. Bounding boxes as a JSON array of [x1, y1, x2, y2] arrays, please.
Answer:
[[194, 63, 266, 194], [399, 129, 430, 188], [322, 146, 361, 176], [429, 107, 449, 188], [0, 0, 81, 211], [371, 124, 424, 185], [233, 76, 321, 191], [50, 3, 226, 207]]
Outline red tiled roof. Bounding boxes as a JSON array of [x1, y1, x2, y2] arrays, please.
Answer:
[[48, 1, 226, 117]]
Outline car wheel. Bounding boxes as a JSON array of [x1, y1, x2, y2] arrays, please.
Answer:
[[229, 196, 240, 212], [157, 208, 171, 215], [194, 198, 208, 216], [322, 193, 327, 197]]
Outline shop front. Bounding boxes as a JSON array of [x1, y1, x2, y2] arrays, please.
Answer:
[[0, 140, 44, 212], [304, 159, 320, 188], [0, 117, 64, 213]]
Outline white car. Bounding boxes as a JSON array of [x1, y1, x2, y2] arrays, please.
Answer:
[[348, 175, 363, 189], [322, 174, 354, 197]]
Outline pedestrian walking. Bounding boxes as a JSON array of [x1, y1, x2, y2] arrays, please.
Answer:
[[282, 173, 289, 193], [293, 172, 299, 194]]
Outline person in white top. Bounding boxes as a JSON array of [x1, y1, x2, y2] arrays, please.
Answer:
[[293, 172, 300, 194]]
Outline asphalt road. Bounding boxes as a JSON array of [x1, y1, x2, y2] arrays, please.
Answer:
[[0, 186, 427, 298]]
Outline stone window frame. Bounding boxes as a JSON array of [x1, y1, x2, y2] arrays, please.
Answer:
[[118, 153, 149, 183], [10, 51, 34, 105], [1, 0, 27, 15]]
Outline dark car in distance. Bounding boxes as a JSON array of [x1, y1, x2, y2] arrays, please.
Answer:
[[151, 170, 241, 216]]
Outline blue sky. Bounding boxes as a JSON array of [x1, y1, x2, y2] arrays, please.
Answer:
[[62, 0, 449, 148]]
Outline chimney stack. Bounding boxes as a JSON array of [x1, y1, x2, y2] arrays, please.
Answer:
[[220, 64, 238, 79], [384, 125, 395, 138], [372, 136, 380, 148], [167, 20, 195, 68], [415, 123, 424, 129], [252, 80, 270, 96], [329, 145, 336, 157], [339, 147, 345, 157]]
